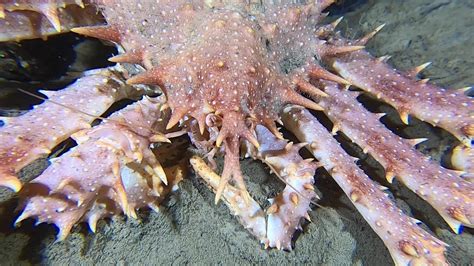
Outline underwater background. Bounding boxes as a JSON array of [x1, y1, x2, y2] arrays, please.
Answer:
[[0, 0, 473, 264]]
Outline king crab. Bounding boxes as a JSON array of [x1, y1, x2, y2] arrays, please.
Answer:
[[3, 1, 472, 263]]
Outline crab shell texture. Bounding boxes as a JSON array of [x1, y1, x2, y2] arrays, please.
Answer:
[[0, 0, 473, 265]]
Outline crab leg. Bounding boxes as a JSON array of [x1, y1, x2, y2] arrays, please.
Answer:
[[253, 125, 317, 250], [283, 107, 448, 265], [0, 0, 103, 41], [314, 82, 473, 233], [191, 125, 318, 250], [0, 66, 141, 191], [15, 96, 179, 240], [324, 49, 473, 146]]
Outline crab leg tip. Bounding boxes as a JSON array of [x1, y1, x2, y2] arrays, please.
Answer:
[[14, 211, 30, 226], [0, 175, 22, 192], [154, 165, 168, 186], [56, 228, 71, 242], [245, 134, 260, 149], [408, 138, 428, 146], [88, 222, 97, 233], [400, 111, 410, 125], [149, 133, 170, 143], [446, 218, 463, 234]]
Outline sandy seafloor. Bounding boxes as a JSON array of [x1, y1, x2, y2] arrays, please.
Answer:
[[0, 0, 473, 265]]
